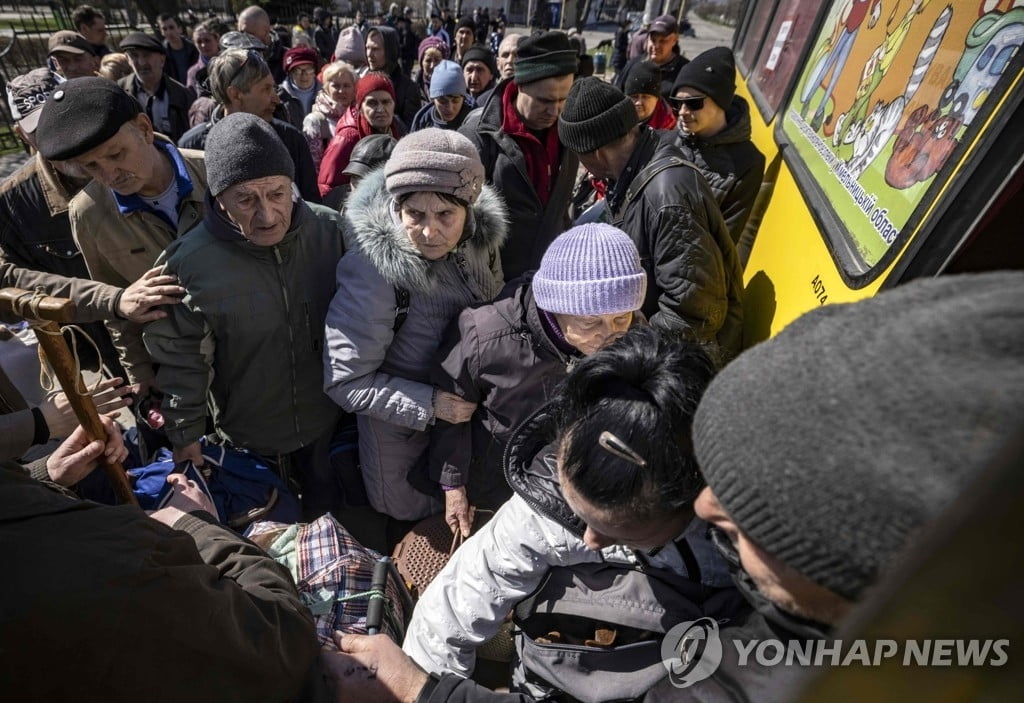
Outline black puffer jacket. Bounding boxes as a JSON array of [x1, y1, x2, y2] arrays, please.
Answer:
[[607, 127, 744, 359], [460, 79, 579, 280], [428, 278, 579, 509], [670, 96, 766, 246]]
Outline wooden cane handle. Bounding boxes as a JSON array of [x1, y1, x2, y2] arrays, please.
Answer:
[[34, 320, 137, 506], [0, 288, 77, 323]]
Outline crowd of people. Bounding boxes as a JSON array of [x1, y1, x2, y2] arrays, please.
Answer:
[[1, 4, 1020, 702]]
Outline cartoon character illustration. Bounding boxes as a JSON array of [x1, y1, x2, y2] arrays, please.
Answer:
[[800, 0, 882, 132], [843, 4, 952, 179], [834, 0, 933, 148], [885, 5, 1024, 187]]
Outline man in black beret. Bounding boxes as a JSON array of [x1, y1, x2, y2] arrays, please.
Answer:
[[118, 31, 195, 142], [34, 77, 208, 397], [458, 31, 579, 280]]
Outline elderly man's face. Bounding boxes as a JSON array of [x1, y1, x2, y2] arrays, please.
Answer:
[[238, 16, 272, 43], [125, 47, 165, 88], [647, 31, 678, 64], [694, 487, 854, 625], [52, 50, 99, 79], [497, 34, 520, 79], [217, 175, 293, 246], [68, 116, 159, 197]]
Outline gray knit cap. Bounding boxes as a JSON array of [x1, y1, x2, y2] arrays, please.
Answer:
[[384, 127, 484, 205], [693, 271, 1024, 601], [558, 77, 638, 154], [205, 112, 295, 196], [533, 223, 646, 316]]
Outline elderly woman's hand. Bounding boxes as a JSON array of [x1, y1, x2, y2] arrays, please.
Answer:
[[433, 390, 476, 424]]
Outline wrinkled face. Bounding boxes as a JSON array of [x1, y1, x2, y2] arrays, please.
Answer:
[[434, 94, 464, 122], [233, 73, 280, 122], [673, 87, 725, 137], [366, 32, 386, 70], [515, 74, 574, 130], [361, 90, 395, 131], [194, 29, 219, 58], [217, 175, 293, 246], [422, 47, 443, 80], [694, 487, 853, 624], [399, 191, 467, 260], [68, 117, 157, 196], [463, 60, 493, 96], [497, 35, 519, 78], [125, 47, 166, 86], [552, 311, 632, 356], [630, 93, 659, 121], [647, 31, 678, 64], [455, 28, 474, 54], [560, 454, 690, 551], [325, 71, 355, 106], [78, 18, 107, 45], [159, 18, 182, 44], [51, 50, 99, 79], [289, 63, 316, 90]]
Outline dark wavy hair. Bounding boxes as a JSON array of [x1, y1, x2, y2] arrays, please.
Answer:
[[555, 326, 717, 520]]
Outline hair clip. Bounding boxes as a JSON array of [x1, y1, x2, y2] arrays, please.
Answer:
[[598, 431, 647, 468]]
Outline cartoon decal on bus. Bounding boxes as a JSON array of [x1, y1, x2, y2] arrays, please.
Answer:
[[784, 0, 1024, 271]]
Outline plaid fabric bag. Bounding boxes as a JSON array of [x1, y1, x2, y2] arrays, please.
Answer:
[[247, 514, 409, 648]]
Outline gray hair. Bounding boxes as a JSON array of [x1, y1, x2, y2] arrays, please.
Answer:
[[209, 48, 271, 105]]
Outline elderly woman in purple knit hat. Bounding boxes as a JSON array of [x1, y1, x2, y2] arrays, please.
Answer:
[[413, 35, 449, 102], [324, 128, 508, 528], [428, 223, 649, 536]]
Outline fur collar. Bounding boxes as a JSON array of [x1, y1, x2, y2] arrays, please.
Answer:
[[342, 166, 508, 292]]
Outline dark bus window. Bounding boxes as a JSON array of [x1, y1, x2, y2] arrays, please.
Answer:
[[779, 0, 1024, 285], [747, 0, 827, 121], [737, 0, 778, 74]]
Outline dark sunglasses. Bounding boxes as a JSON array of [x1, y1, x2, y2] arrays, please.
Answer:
[[230, 48, 268, 87], [671, 95, 706, 111]]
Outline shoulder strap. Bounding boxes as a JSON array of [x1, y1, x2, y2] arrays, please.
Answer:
[[393, 286, 409, 333], [624, 154, 703, 203]]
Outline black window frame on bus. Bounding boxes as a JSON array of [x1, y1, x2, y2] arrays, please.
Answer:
[[771, 1, 1024, 289]]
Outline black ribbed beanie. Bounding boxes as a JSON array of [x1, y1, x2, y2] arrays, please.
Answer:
[[671, 46, 736, 108], [206, 112, 295, 196], [558, 77, 638, 154], [623, 60, 662, 98], [694, 272, 1024, 601], [514, 31, 578, 85]]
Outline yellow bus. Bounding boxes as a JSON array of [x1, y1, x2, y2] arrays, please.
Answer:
[[734, 0, 1024, 343]]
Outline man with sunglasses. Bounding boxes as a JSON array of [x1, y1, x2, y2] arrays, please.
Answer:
[[614, 14, 688, 100], [558, 77, 744, 360], [669, 47, 766, 252], [178, 48, 320, 204]]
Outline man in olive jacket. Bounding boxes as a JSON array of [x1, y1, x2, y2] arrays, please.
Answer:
[[143, 113, 346, 519], [558, 78, 743, 359]]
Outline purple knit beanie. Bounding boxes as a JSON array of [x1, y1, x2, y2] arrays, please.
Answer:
[[533, 224, 647, 316]]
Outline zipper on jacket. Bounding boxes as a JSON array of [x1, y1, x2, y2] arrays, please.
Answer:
[[273, 245, 301, 438]]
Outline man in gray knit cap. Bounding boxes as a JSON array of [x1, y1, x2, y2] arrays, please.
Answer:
[[144, 112, 347, 519]]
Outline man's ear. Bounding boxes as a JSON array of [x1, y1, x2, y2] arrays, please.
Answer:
[[134, 113, 156, 143]]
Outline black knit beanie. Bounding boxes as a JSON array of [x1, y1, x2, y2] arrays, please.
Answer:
[[457, 16, 475, 31], [693, 272, 1024, 601], [205, 112, 295, 196], [671, 46, 736, 109], [623, 60, 662, 98], [514, 31, 578, 85], [461, 44, 497, 76], [558, 77, 638, 154]]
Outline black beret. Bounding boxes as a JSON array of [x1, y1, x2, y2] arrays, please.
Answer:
[[35, 77, 142, 161], [119, 31, 166, 54]]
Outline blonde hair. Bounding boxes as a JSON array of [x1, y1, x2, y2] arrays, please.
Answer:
[[322, 60, 356, 85], [98, 53, 132, 82]]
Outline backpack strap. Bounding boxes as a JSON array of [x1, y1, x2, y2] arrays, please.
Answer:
[[393, 286, 410, 333], [623, 154, 702, 204]]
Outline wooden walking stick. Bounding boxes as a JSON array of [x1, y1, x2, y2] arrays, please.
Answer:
[[0, 288, 137, 506]]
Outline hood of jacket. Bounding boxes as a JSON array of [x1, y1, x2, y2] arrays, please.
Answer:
[[503, 402, 585, 538], [678, 94, 753, 149], [343, 166, 508, 293], [365, 24, 400, 73]]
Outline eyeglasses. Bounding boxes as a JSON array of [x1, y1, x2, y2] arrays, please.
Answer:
[[291, 66, 316, 77], [671, 95, 706, 111]]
